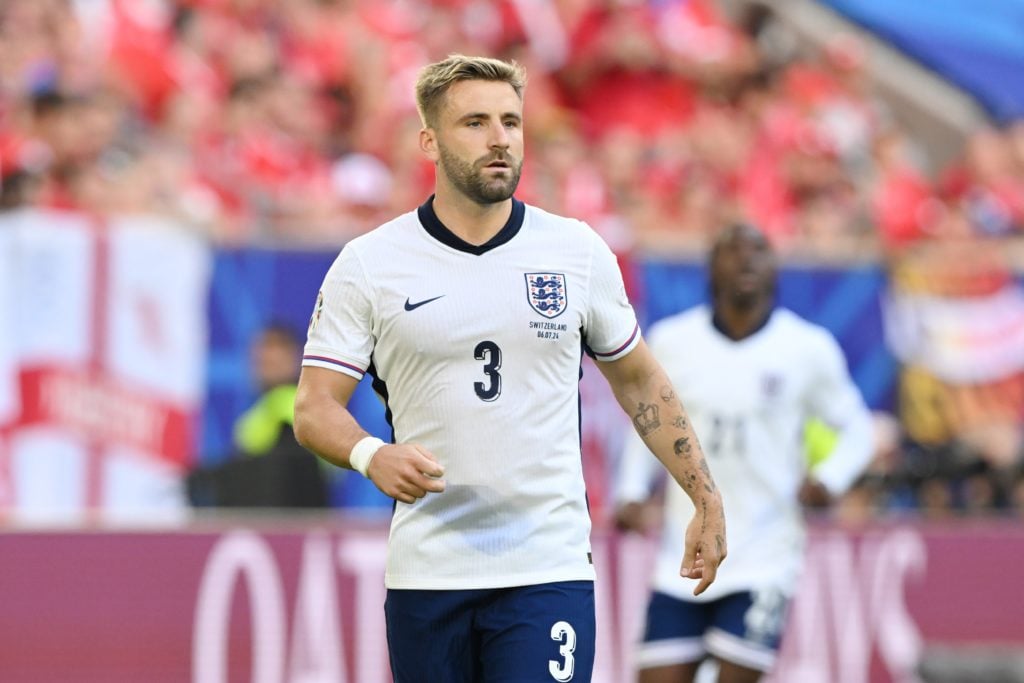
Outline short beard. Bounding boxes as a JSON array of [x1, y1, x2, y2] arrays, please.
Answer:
[[729, 288, 762, 310], [438, 145, 522, 204]]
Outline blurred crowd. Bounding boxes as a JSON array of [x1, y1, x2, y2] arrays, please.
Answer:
[[2, 0, 1023, 252], [3, 0, 1024, 517], [832, 412, 1024, 524]]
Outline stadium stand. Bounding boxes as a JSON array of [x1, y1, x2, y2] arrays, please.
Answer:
[[1, 0, 1023, 516]]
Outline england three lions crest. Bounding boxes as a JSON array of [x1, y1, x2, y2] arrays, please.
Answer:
[[525, 272, 567, 319]]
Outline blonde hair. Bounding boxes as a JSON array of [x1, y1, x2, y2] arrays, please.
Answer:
[[415, 54, 527, 128]]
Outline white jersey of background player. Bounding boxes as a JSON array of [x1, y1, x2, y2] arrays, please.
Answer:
[[616, 224, 873, 683], [293, 55, 726, 683]]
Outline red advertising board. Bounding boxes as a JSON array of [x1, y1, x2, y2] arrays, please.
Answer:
[[0, 518, 1020, 682]]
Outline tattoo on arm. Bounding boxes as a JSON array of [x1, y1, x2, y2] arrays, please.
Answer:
[[672, 416, 688, 430], [700, 500, 707, 533], [699, 457, 716, 492], [633, 402, 661, 436], [659, 386, 676, 403], [673, 437, 692, 457]]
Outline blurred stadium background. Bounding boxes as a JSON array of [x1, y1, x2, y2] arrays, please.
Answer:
[[1, 0, 1023, 681]]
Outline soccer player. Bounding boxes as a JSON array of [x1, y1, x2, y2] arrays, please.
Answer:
[[293, 54, 726, 683], [615, 223, 874, 683]]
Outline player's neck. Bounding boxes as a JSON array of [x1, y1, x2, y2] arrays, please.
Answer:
[[431, 187, 513, 246], [713, 303, 773, 341]]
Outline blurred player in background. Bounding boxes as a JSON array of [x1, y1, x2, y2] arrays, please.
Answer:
[[615, 223, 873, 683], [293, 54, 726, 683]]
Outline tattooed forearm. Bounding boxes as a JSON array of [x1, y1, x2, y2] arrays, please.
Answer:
[[698, 457, 716, 492], [633, 402, 661, 436], [628, 375, 719, 508]]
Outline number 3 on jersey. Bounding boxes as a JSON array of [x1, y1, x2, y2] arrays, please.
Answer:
[[474, 341, 502, 401]]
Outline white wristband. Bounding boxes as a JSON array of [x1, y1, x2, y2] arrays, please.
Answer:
[[349, 436, 385, 477]]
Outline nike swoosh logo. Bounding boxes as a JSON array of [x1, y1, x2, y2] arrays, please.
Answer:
[[404, 295, 445, 311]]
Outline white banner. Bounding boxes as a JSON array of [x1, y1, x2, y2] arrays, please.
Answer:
[[883, 283, 1024, 383], [0, 209, 210, 522]]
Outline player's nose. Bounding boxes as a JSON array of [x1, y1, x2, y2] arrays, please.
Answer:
[[489, 124, 510, 149]]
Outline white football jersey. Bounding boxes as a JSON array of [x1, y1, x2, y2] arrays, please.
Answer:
[[304, 198, 640, 589], [616, 306, 872, 602]]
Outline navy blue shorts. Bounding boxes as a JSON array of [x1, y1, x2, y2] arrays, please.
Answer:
[[385, 580, 595, 683], [636, 589, 789, 672]]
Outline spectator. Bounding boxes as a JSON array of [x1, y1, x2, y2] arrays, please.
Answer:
[[189, 323, 329, 508], [1010, 471, 1024, 518], [917, 476, 954, 519]]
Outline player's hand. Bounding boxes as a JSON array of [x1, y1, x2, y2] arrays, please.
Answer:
[[798, 477, 832, 509], [614, 501, 656, 534], [365, 443, 446, 504], [680, 494, 726, 596]]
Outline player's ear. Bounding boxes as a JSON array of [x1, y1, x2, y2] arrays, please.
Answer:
[[419, 127, 439, 162]]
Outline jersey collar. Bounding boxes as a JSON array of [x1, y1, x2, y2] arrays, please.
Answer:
[[417, 195, 525, 255], [711, 307, 775, 342]]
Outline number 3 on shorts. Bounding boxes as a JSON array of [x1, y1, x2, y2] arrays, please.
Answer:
[[548, 620, 576, 681]]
